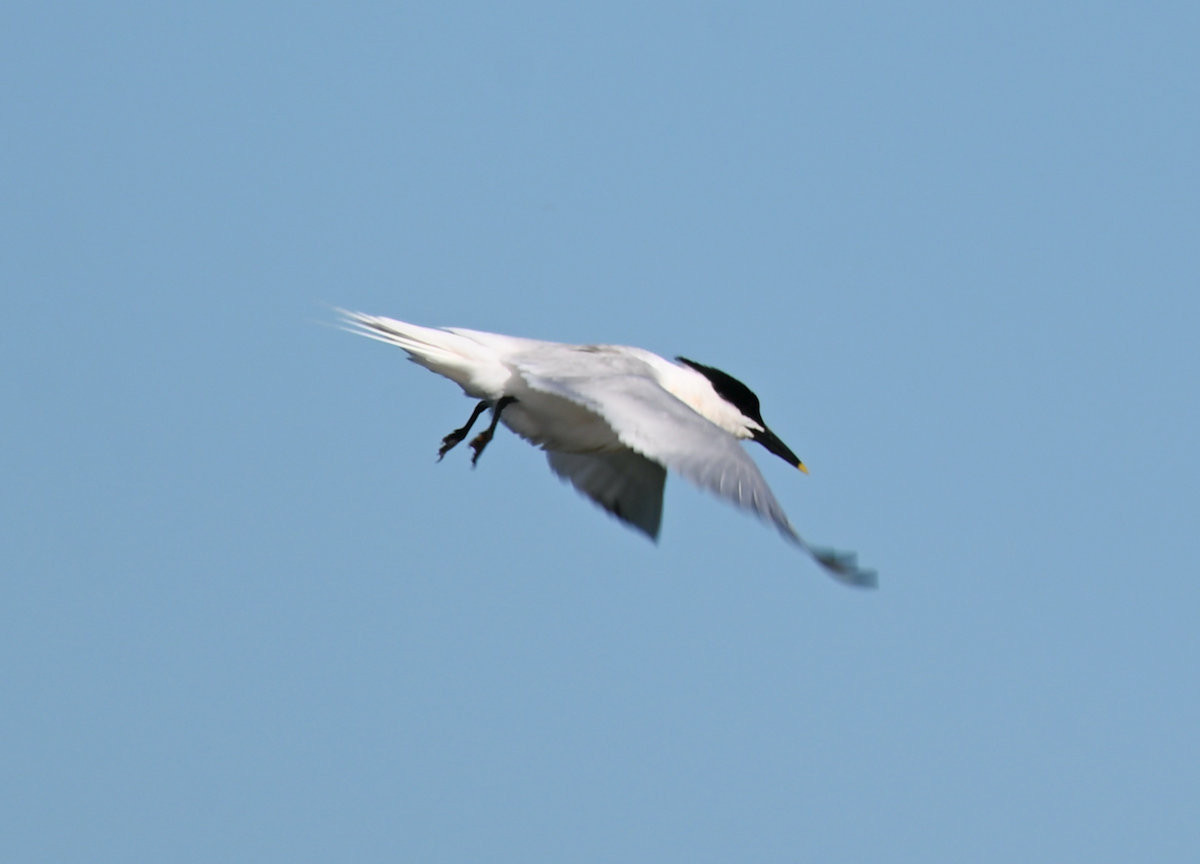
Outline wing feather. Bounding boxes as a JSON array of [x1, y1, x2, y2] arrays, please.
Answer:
[[513, 357, 873, 588], [521, 371, 798, 539], [547, 450, 667, 540], [516, 355, 876, 587]]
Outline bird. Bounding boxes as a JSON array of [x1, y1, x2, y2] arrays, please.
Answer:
[[339, 310, 876, 588]]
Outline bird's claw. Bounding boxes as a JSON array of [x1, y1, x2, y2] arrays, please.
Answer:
[[469, 430, 493, 466], [437, 432, 464, 461]]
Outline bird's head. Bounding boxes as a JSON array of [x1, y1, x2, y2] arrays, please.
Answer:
[[675, 357, 808, 474]]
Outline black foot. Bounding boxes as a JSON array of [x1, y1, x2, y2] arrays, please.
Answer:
[[438, 401, 489, 461], [469, 396, 516, 467]]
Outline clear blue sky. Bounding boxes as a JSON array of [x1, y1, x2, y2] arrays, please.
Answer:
[[3, 3, 1198, 861]]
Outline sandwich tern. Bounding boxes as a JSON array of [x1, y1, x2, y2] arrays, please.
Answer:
[[340, 311, 876, 588]]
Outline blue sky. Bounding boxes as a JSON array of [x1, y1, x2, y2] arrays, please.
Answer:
[[3, 2, 1198, 861]]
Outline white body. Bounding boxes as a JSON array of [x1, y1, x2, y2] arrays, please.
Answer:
[[340, 311, 875, 587]]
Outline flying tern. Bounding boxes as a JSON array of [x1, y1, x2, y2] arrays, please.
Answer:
[[340, 311, 876, 588]]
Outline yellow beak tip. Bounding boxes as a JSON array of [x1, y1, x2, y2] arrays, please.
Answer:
[[798, 463, 809, 475]]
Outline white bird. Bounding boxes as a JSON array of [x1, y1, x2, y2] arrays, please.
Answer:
[[340, 310, 876, 588]]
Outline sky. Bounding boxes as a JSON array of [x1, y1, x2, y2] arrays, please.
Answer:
[[2, 2, 1198, 861]]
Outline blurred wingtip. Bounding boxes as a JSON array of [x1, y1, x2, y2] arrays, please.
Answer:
[[811, 547, 879, 590]]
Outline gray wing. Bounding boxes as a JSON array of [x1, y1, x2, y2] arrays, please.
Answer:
[[520, 369, 878, 588], [519, 368, 876, 588], [547, 450, 667, 540], [526, 372, 798, 537]]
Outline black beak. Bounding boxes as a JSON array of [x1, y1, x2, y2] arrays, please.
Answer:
[[753, 427, 808, 473]]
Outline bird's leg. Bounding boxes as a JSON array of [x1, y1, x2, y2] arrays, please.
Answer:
[[469, 396, 516, 466], [438, 400, 490, 461]]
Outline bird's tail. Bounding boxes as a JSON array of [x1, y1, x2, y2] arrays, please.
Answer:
[[337, 310, 508, 396]]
